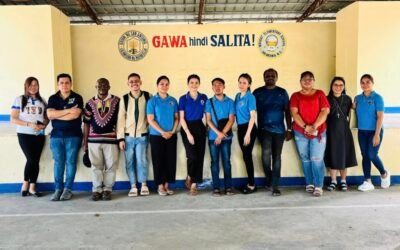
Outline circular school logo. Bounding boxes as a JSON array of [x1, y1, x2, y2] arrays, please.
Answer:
[[118, 30, 149, 61], [258, 29, 286, 58]]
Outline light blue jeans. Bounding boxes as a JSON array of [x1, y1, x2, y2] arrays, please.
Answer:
[[209, 139, 232, 190], [294, 131, 327, 188], [50, 137, 82, 191], [125, 136, 149, 185]]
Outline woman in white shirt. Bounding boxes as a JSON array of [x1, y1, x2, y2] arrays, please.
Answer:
[[11, 77, 48, 197]]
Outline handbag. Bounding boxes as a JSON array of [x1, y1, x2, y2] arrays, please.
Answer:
[[82, 150, 91, 168], [210, 98, 233, 137]]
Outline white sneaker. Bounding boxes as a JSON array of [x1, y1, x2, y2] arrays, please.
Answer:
[[358, 181, 375, 192], [381, 171, 391, 189]]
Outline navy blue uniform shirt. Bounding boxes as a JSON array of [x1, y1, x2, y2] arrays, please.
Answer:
[[48, 91, 83, 138], [253, 86, 289, 134]]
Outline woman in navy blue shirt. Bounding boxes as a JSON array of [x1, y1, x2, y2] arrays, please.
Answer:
[[147, 76, 179, 196], [234, 73, 257, 194], [179, 74, 208, 195]]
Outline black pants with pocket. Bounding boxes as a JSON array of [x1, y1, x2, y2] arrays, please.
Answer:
[[150, 134, 177, 185], [258, 130, 285, 188], [237, 123, 257, 186], [181, 120, 206, 184], [17, 133, 45, 183]]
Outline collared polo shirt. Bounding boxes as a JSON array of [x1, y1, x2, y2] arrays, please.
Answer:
[[147, 93, 178, 136], [47, 90, 83, 138], [355, 91, 384, 131], [205, 95, 235, 140], [234, 91, 256, 125], [253, 86, 289, 134], [178, 92, 208, 121]]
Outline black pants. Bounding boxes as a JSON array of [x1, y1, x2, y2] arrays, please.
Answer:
[[181, 121, 206, 183], [259, 130, 285, 188], [237, 123, 257, 186], [17, 133, 45, 183], [150, 134, 177, 185]]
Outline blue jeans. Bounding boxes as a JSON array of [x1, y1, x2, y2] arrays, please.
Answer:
[[358, 129, 386, 179], [209, 139, 232, 190], [50, 137, 82, 190], [125, 136, 149, 185], [294, 131, 326, 188]]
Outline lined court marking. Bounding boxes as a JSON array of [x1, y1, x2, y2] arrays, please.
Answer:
[[1, 204, 400, 218]]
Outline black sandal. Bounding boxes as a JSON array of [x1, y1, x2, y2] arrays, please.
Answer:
[[327, 182, 337, 191], [339, 182, 348, 191], [212, 189, 221, 197]]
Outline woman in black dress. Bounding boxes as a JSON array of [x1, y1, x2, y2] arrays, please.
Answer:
[[325, 77, 357, 191]]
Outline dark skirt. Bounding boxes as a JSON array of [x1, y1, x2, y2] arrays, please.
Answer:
[[324, 118, 357, 170]]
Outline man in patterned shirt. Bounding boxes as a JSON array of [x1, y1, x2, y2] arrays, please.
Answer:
[[83, 78, 120, 201]]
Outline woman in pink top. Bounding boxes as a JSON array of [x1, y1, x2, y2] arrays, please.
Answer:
[[290, 71, 330, 196]]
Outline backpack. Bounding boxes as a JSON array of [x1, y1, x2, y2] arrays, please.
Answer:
[[123, 91, 150, 112]]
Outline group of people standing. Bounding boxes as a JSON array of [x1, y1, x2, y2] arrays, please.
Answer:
[[10, 69, 390, 200]]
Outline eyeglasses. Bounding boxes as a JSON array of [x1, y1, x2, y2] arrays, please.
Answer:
[[301, 78, 314, 82]]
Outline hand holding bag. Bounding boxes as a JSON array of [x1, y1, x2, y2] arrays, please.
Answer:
[[210, 98, 233, 137]]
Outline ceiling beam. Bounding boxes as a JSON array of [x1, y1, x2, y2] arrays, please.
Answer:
[[197, 0, 206, 24], [296, 0, 328, 22], [58, 2, 332, 9], [75, 0, 101, 25], [70, 15, 336, 24]]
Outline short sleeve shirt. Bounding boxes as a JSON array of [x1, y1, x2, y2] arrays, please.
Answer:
[[147, 94, 178, 136], [290, 90, 330, 137], [47, 91, 83, 138], [355, 91, 384, 131], [234, 91, 256, 125], [205, 95, 235, 140], [178, 92, 208, 121], [253, 86, 289, 134], [11, 95, 46, 135]]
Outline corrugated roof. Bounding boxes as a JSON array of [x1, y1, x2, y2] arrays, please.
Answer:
[[0, 0, 387, 24]]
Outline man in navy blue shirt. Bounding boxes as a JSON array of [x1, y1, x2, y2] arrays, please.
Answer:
[[47, 73, 83, 201], [253, 68, 292, 196]]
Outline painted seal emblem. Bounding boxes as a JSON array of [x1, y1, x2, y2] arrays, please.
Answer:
[[118, 30, 149, 61], [258, 29, 286, 58]]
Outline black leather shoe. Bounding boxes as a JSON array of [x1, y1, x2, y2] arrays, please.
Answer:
[[272, 189, 281, 196], [28, 192, 43, 197], [241, 185, 257, 194], [21, 190, 29, 197]]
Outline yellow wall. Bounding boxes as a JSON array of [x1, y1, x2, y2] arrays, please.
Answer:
[[336, 3, 359, 98], [0, 6, 72, 114], [50, 7, 73, 89], [336, 1, 400, 107], [71, 23, 335, 102]]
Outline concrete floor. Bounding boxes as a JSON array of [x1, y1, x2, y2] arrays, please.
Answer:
[[1, 186, 400, 249]]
